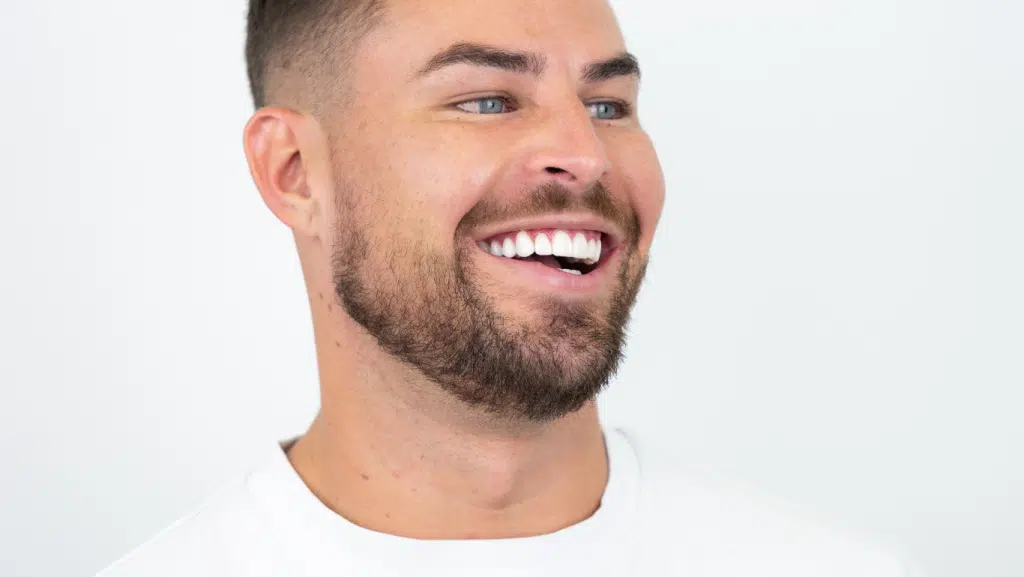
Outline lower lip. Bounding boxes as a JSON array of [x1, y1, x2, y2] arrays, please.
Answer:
[[472, 244, 621, 294]]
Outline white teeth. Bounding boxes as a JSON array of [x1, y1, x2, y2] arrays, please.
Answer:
[[583, 239, 600, 264], [572, 233, 589, 259], [560, 268, 582, 275], [502, 237, 517, 258], [534, 233, 553, 256], [483, 230, 603, 265], [515, 231, 534, 258], [552, 230, 573, 257]]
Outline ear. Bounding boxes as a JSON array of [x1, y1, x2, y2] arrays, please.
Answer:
[[242, 107, 325, 239]]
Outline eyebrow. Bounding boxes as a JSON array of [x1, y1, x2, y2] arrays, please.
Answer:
[[582, 52, 641, 83], [417, 43, 546, 77], [415, 42, 641, 83]]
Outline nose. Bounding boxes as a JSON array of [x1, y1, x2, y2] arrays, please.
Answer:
[[521, 103, 611, 190]]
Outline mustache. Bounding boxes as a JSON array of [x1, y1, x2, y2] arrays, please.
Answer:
[[458, 182, 640, 245]]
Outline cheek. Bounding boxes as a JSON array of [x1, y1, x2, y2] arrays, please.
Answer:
[[353, 124, 495, 249], [609, 133, 666, 249]]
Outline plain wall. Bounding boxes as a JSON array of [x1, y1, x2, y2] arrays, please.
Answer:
[[1, 1, 1021, 576]]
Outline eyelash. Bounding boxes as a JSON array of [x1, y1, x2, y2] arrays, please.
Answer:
[[453, 96, 633, 119]]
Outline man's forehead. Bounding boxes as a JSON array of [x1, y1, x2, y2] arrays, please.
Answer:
[[365, 0, 627, 72]]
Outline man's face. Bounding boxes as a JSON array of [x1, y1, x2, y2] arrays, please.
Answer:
[[325, 0, 665, 421]]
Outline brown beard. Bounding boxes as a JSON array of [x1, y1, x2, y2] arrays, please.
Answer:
[[330, 182, 647, 422]]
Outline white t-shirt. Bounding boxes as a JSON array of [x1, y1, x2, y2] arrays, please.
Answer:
[[97, 427, 919, 577]]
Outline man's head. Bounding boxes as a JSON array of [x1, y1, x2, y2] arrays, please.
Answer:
[[243, 0, 665, 422]]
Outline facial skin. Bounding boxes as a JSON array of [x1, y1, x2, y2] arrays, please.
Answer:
[[244, 0, 665, 539]]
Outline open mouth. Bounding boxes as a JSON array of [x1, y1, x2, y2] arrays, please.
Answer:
[[476, 229, 611, 276]]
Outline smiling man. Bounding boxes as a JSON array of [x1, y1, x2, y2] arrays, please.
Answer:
[[97, 1, 917, 576]]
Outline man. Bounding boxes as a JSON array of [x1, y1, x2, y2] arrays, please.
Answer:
[[98, 0, 917, 575]]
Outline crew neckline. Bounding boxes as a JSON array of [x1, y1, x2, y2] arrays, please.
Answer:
[[246, 427, 642, 576]]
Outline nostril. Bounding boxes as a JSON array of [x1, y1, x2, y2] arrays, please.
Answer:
[[545, 167, 569, 175]]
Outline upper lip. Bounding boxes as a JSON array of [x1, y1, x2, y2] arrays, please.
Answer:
[[470, 213, 625, 249]]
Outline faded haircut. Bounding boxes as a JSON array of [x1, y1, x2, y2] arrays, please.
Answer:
[[244, 0, 385, 115]]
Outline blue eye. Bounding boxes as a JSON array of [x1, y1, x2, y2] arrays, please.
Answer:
[[588, 101, 627, 120], [456, 97, 514, 114]]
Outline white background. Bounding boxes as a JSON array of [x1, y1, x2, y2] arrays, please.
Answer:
[[1, 1, 1021, 576]]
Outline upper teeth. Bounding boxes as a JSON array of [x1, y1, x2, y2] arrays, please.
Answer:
[[478, 230, 602, 263]]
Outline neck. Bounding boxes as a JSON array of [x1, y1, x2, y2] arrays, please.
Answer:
[[286, 311, 609, 540]]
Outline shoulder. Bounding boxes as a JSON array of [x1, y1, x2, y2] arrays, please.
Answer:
[[614, 427, 923, 577], [96, 472, 288, 577]]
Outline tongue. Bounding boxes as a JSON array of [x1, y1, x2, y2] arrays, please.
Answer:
[[518, 254, 562, 269]]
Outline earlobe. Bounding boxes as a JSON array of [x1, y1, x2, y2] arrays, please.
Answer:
[[242, 108, 322, 238]]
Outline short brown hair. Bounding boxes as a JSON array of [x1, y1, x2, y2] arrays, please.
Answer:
[[245, 0, 384, 113]]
